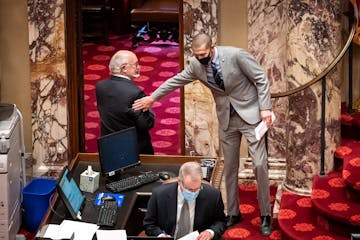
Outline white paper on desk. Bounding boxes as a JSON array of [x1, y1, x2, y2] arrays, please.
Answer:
[[59, 220, 99, 240], [178, 231, 199, 240], [41, 224, 74, 240], [96, 229, 126, 240], [255, 112, 276, 140]]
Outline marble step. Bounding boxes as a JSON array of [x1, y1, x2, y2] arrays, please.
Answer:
[[239, 157, 286, 181]]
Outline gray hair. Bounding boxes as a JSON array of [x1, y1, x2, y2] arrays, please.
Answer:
[[108, 50, 132, 74], [178, 161, 203, 181]]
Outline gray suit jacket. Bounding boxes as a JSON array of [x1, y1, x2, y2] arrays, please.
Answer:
[[151, 46, 272, 130]]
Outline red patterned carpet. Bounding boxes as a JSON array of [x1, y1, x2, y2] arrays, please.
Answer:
[[223, 185, 281, 240], [277, 108, 360, 239], [82, 35, 181, 154]]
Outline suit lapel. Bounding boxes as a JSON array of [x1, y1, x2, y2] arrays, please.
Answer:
[[167, 183, 179, 235], [218, 47, 229, 83], [193, 185, 206, 230]]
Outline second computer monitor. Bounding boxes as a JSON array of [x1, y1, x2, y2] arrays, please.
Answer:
[[97, 127, 140, 177]]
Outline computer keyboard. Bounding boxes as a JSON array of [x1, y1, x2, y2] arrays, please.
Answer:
[[97, 199, 118, 227], [105, 171, 160, 193]]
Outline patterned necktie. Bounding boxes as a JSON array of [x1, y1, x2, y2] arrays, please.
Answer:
[[175, 200, 190, 239], [211, 62, 225, 90], [211, 62, 236, 115]]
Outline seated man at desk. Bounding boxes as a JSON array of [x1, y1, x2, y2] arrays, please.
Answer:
[[143, 162, 226, 240]]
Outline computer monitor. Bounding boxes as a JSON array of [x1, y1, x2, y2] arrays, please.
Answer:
[[57, 166, 86, 220], [97, 127, 140, 178]]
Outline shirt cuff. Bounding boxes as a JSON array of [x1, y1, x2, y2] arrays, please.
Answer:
[[205, 229, 215, 238], [157, 231, 167, 237]]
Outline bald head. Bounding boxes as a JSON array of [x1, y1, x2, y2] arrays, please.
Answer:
[[192, 33, 212, 50], [109, 50, 140, 79], [109, 50, 136, 74]]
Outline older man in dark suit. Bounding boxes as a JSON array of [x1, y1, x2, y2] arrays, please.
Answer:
[[134, 33, 273, 236], [96, 50, 155, 154], [143, 161, 226, 240]]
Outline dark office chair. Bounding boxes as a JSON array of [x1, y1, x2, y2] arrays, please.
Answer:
[[130, 0, 179, 48], [81, 0, 113, 44]]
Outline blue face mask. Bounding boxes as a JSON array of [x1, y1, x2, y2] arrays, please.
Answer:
[[182, 188, 200, 201]]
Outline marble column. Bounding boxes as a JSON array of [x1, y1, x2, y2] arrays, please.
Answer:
[[248, 0, 343, 195], [284, 0, 342, 194], [28, 0, 68, 176]]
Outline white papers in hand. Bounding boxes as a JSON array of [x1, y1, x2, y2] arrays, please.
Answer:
[[178, 231, 199, 240], [255, 112, 276, 140]]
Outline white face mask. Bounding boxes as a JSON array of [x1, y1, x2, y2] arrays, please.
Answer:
[[132, 73, 140, 78]]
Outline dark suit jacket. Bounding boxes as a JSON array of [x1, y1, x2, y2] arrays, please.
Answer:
[[96, 75, 155, 154], [143, 182, 226, 240]]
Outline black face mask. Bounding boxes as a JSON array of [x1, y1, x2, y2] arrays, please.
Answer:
[[197, 52, 211, 65]]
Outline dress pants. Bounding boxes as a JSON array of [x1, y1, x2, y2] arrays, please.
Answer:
[[219, 113, 271, 216]]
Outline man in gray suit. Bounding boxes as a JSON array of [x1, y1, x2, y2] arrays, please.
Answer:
[[133, 33, 273, 236]]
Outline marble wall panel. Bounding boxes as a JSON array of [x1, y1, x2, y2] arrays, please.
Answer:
[[183, 0, 220, 156], [28, 0, 68, 175]]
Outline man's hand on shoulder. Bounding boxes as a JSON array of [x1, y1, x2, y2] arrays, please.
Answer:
[[132, 96, 155, 111]]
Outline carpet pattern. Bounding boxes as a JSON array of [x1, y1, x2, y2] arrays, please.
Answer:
[[223, 185, 281, 240], [278, 191, 348, 240], [83, 35, 181, 154]]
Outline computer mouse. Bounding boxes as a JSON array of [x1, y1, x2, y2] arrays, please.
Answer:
[[158, 171, 172, 181], [101, 195, 116, 201]]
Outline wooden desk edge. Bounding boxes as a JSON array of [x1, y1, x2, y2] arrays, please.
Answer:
[[75, 153, 214, 164]]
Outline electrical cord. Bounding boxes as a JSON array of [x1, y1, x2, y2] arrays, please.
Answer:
[[48, 192, 66, 219]]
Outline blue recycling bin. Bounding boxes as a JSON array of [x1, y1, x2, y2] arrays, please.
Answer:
[[22, 178, 56, 233]]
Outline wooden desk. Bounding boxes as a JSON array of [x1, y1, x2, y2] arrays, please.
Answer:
[[39, 153, 224, 235]]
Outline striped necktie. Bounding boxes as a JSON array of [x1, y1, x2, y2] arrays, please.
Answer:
[[211, 62, 225, 90]]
